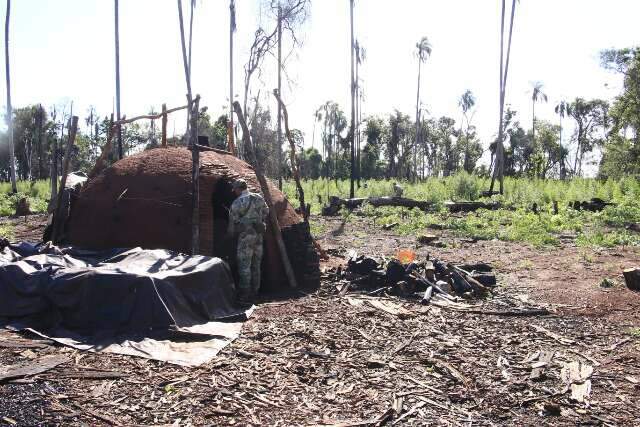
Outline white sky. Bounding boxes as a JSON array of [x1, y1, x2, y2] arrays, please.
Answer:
[[2, 0, 639, 168]]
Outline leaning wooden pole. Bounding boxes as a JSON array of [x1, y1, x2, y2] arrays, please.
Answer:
[[233, 101, 298, 289], [189, 95, 201, 255], [51, 116, 79, 243], [272, 89, 308, 222]]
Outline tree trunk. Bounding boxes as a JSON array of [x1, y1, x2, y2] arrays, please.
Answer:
[[51, 116, 78, 243], [228, 0, 236, 155], [489, 0, 506, 195], [177, 0, 199, 254], [114, 0, 123, 159], [4, 0, 16, 193], [489, 0, 515, 195], [415, 58, 422, 183], [355, 47, 360, 188], [276, 3, 283, 189], [37, 105, 44, 179], [559, 114, 565, 179], [349, 0, 356, 198]]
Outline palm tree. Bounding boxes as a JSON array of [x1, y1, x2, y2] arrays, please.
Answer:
[[489, 0, 517, 195], [530, 81, 548, 152], [554, 100, 569, 179], [114, 0, 122, 159], [4, 0, 16, 192], [414, 36, 432, 181], [349, 0, 355, 198], [459, 89, 476, 172]]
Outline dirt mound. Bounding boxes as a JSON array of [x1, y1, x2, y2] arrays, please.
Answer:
[[64, 147, 319, 291]]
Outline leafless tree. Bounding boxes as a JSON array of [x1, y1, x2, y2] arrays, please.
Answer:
[[4, 0, 16, 192]]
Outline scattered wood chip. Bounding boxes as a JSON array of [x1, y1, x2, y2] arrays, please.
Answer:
[[530, 325, 575, 346]]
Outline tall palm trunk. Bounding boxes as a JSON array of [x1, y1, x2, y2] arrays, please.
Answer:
[[349, 0, 355, 198], [114, 0, 123, 159], [4, 0, 16, 192], [532, 99, 535, 150], [559, 114, 565, 179], [414, 59, 421, 180], [229, 1, 235, 155], [490, 0, 515, 195]]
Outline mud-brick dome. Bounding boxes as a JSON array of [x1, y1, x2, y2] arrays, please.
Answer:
[[65, 147, 320, 291]]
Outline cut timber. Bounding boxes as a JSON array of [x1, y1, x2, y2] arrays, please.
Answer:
[[623, 267, 640, 291], [323, 196, 500, 216], [233, 101, 298, 289], [0, 354, 69, 383]]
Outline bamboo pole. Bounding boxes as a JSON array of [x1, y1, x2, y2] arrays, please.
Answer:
[[233, 101, 298, 289], [51, 116, 79, 243]]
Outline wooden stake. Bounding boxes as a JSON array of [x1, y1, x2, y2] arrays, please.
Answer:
[[161, 103, 167, 147], [233, 101, 298, 289], [51, 116, 78, 243]]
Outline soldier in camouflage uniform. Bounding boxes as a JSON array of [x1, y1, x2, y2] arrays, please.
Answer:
[[228, 179, 269, 305]]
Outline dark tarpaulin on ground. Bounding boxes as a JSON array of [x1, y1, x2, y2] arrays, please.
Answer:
[[0, 242, 251, 366]]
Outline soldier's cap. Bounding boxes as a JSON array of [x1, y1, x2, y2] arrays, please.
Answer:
[[232, 179, 248, 190]]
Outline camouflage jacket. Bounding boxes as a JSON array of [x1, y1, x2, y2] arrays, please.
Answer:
[[228, 190, 269, 235]]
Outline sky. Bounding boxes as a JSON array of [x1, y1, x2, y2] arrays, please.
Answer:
[[1, 0, 639, 169]]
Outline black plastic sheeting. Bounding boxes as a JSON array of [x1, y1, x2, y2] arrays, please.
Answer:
[[0, 242, 250, 365]]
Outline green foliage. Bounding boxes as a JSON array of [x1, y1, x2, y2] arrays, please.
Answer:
[[283, 174, 640, 249], [0, 224, 14, 240], [0, 180, 50, 216]]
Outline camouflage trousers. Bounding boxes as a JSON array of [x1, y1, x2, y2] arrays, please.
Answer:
[[236, 230, 264, 292]]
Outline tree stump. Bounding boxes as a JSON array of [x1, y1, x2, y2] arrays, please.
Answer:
[[623, 268, 640, 291], [14, 197, 31, 217]]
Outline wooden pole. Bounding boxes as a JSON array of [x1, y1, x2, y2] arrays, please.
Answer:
[[233, 101, 298, 289], [51, 116, 78, 243], [161, 103, 168, 147], [190, 95, 201, 255]]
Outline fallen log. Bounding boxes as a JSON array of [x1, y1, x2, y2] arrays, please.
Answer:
[[322, 196, 501, 216]]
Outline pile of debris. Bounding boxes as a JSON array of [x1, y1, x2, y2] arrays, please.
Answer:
[[333, 251, 496, 303]]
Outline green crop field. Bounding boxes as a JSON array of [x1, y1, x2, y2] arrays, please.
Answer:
[[283, 174, 640, 248]]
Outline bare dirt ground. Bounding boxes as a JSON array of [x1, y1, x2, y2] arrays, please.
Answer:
[[1, 214, 640, 426]]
